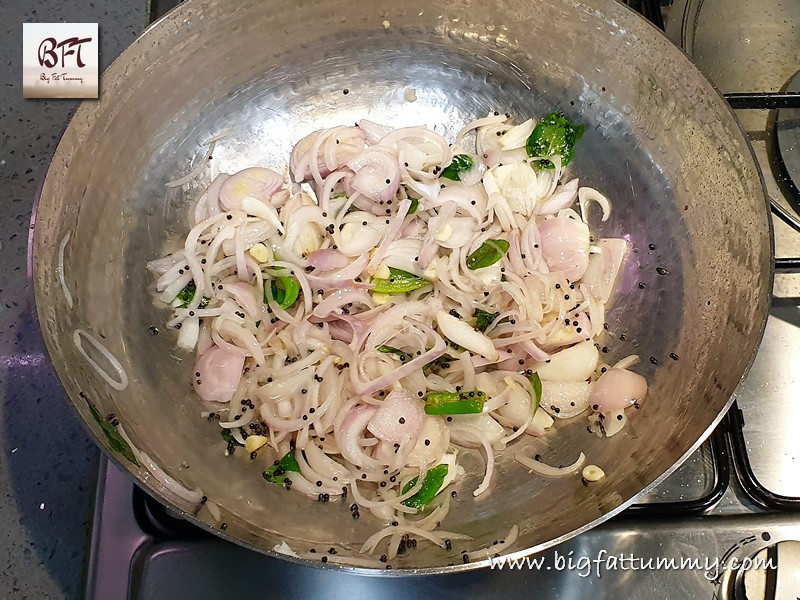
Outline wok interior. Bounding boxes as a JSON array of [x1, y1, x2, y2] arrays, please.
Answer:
[[33, 0, 770, 570]]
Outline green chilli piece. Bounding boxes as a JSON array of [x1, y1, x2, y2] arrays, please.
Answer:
[[473, 308, 500, 333], [408, 197, 420, 215], [268, 275, 301, 309], [525, 111, 586, 169], [440, 154, 474, 181], [424, 390, 486, 415], [87, 401, 138, 465], [221, 428, 244, 447], [377, 345, 414, 363], [177, 280, 210, 309], [262, 451, 302, 485], [466, 239, 510, 270], [529, 371, 542, 414], [401, 464, 450, 509], [371, 267, 428, 294]]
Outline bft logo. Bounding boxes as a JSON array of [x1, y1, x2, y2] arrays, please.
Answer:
[[23, 23, 99, 99], [37, 36, 93, 69]]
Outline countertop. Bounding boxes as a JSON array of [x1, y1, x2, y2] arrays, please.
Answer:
[[0, 2, 146, 598]]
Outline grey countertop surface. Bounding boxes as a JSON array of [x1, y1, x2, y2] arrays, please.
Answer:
[[0, 2, 146, 598]]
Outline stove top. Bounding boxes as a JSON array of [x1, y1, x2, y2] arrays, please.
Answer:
[[85, 1, 800, 598]]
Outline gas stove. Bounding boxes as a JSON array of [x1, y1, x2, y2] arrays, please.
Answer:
[[84, 1, 800, 598]]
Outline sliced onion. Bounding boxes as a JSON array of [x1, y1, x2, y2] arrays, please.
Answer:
[[448, 413, 506, 450], [611, 354, 640, 370], [495, 380, 533, 426], [312, 287, 373, 318], [581, 238, 628, 303], [603, 409, 628, 437], [456, 112, 508, 145], [219, 167, 283, 211], [336, 219, 385, 256], [436, 311, 499, 361], [464, 525, 520, 561], [306, 253, 370, 289], [333, 404, 381, 468], [241, 196, 284, 231], [366, 388, 425, 444], [177, 316, 200, 351], [285, 471, 343, 496], [193, 344, 245, 403], [528, 408, 555, 436], [540, 381, 592, 419], [139, 451, 203, 504], [500, 118, 535, 150], [360, 523, 471, 555], [307, 248, 350, 272], [223, 281, 261, 319], [304, 444, 350, 483], [484, 163, 542, 216], [165, 140, 215, 188], [406, 416, 449, 467], [358, 119, 392, 144], [589, 368, 647, 412], [73, 329, 129, 391], [578, 186, 612, 222], [537, 178, 579, 216], [58, 231, 74, 308], [347, 146, 401, 202], [353, 321, 446, 396], [447, 425, 496, 497], [515, 452, 586, 477], [538, 213, 591, 281], [533, 340, 598, 382]]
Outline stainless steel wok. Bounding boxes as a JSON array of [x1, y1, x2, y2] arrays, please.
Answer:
[[31, 0, 773, 572]]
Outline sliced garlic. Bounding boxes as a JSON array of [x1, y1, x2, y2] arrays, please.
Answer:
[[372, 292, 392, 306], [435, 222, 453, 242], [241, 196, 284, 232], [276, 399, 293, 418], [422, 261, 438, 281], [475, 263, 502, 286], [338, 221, 383, 256], [499, 118, 536, 150], [485, 163, 540, 216], [582, 464, 606, 482], [531, 407, 554, 431], [294, 223, 323, 257], [534, 340, 599, 382], [373, 263, 391, 279], [248, 242, 272, 263], [245, 435, 268, 454]]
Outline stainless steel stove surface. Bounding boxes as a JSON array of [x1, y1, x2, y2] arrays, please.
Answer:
[[84, 1, 800, 598]]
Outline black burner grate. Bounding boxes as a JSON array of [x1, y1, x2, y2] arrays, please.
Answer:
[[727, 403, 800, 511], [726, 91, 800, 243]]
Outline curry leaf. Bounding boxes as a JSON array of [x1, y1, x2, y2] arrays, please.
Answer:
[[466, 239, 510, 270], [525, 112, 586, 169]]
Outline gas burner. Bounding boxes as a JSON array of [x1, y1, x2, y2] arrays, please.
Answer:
[[718, 537, 800, 600], [776, 69, 800, 211]]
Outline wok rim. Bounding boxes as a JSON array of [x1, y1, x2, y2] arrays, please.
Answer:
[[28, 0, 775, 575]]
